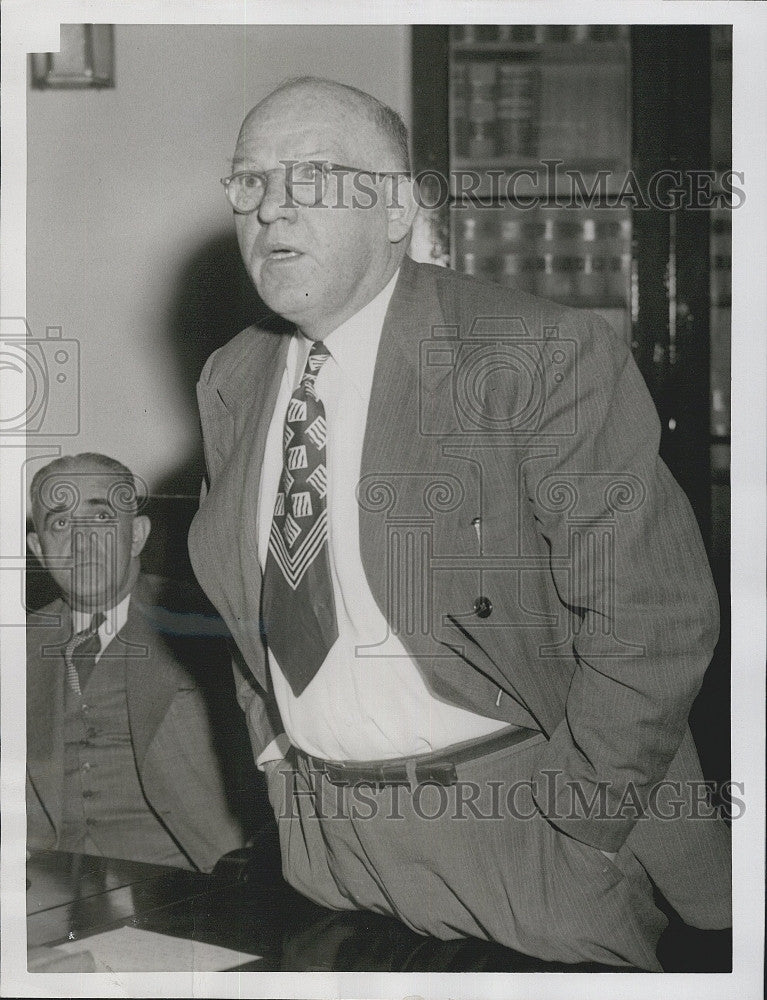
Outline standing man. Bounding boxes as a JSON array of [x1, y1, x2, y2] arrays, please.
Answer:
[[27, 453, 257, 872], [189, 77, 731, 967]]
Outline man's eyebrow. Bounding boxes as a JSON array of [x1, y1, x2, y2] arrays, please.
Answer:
[[229, 161, 258, 174], [41, 496, 113, 521], [229, 154, 337, 171], [41, 504, 70, 522]]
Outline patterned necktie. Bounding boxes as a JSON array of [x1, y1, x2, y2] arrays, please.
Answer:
[[63, 612, 105, 697], [262, 340, 338, 696]]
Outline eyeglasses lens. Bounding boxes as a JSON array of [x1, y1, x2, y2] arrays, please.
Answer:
[[225, 162, 327, 213]]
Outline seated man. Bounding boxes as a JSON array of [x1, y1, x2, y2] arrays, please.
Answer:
[[26, 452, 258, 872]]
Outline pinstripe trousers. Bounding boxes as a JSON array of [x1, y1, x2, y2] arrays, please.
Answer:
[[267, 733, 666, 970]]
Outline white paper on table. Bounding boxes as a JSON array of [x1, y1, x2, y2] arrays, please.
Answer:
[[56, 926, 262, 972]]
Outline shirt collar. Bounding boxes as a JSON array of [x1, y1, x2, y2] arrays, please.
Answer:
[[294, 269, 400, 397], [72, 592, 131, 650]]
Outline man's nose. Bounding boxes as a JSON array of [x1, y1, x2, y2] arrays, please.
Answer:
[[73, 527, 97, 556], [72, 524, 114, 555], [257, 170, 297, 225]]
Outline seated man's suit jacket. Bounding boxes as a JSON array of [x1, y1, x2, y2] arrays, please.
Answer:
[[189, 256, 731, 923], [27, 572, 258, 872]]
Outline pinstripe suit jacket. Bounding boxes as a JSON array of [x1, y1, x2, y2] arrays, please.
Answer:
[[189, 256, 730, 924]]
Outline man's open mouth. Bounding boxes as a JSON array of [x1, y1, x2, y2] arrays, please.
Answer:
[[268, 247, 302, 260]]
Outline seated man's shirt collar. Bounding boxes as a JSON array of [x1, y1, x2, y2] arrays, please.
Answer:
[[72, 592, 131, 655]]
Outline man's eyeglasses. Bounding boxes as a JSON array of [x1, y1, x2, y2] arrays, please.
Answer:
[[220, 160, 398, 214]]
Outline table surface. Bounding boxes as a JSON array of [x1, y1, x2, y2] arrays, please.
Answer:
[[26, 828, 729, 973]]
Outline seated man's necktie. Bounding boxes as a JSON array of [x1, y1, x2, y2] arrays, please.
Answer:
[[64, 612, 105, 696], [262, 341, 338, 696]]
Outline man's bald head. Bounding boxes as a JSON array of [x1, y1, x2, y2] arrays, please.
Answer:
[[231, 76, 418, 340], [239, 77, 411, 174]]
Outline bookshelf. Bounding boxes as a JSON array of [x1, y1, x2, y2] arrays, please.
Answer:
[[411, 24, 732, 560]]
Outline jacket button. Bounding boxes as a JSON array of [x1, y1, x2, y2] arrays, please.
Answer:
[[474, 596, 493, 619]]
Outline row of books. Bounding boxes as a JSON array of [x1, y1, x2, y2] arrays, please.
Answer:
[[454, 233, 728, 309], [451, 58, 628, 162], [456, 211, 632, 247], [451, 25, 629, 45], [454, 205, 632, 306], [452, 60, 540, 159], [458, 250, 631, 308]]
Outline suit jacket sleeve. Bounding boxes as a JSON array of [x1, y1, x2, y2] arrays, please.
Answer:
[[229, 642, 283, 763], [526, 310, 719, 853]]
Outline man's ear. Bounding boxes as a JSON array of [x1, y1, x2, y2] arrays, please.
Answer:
[[131, 515, 151, 558], [27, 531, 43, 563], [385, 174, 420, 244]]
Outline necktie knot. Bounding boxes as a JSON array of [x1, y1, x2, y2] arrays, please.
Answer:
[[300, 341, 331, 399], [72, 611, 105, 649], [64, 612, 106, 696]]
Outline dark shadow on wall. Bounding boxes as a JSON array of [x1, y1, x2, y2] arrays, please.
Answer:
[[24, 236, 288, 606], [154, 230, 292, 498]]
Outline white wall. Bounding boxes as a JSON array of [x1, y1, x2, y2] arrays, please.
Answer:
[[27, 24, 411, 493]]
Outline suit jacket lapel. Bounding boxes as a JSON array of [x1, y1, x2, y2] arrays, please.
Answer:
[[122, 576, 190, 769], [360, 257, 455, 613], [191, 328, 291, 687], [26, 600, 70, 834], [358, 260, 521, 698]]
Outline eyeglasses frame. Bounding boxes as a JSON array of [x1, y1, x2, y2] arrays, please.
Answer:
[[220, 160, 406, 214]]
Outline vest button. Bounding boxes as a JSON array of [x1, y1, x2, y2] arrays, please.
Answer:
[[82, 789, 95, 799], [82, 762, 91, 771], [473, 596, 493, 618]]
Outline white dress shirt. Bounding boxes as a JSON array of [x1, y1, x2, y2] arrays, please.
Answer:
[[257, 272, 507, 765], [72, 593, 131, 663]]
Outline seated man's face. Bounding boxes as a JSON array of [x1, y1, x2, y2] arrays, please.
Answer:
[[232, 85, 404, 340], [28, 465, 148, 611]]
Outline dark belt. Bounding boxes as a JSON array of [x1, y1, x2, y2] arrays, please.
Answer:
[[302, 725, 541, 787]]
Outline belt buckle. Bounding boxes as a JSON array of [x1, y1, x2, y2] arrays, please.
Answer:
[[323, 761, 350, 786], [378, 762, 409, 786], [415, 760, 457, 786]]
